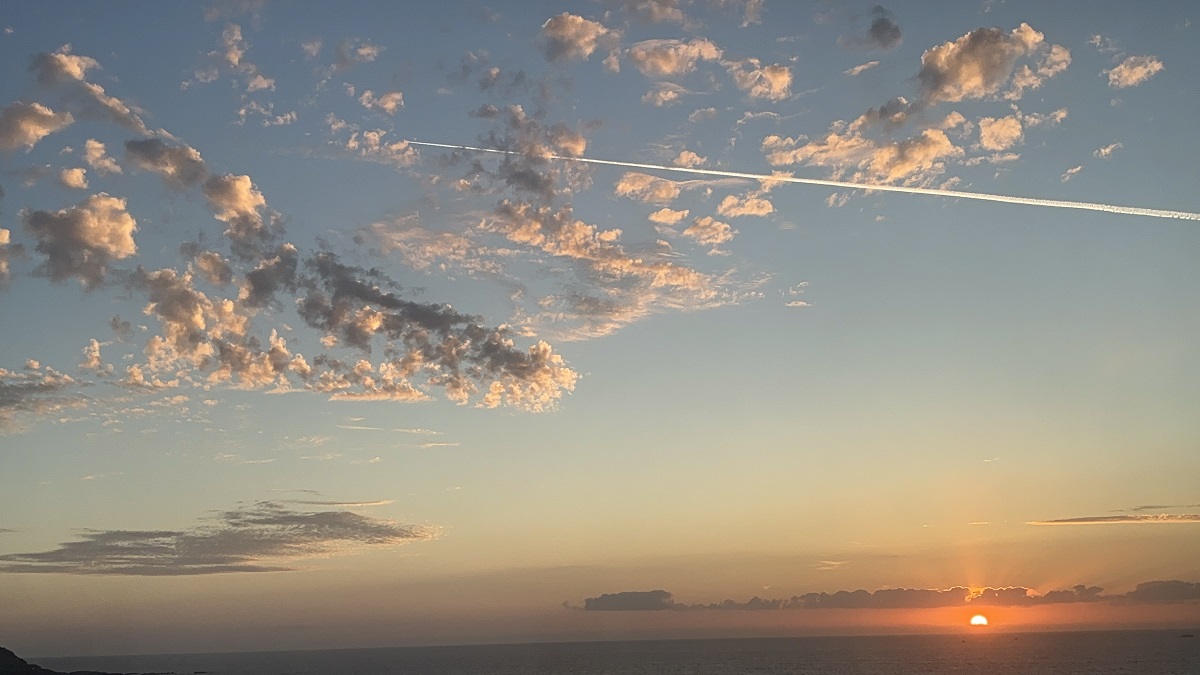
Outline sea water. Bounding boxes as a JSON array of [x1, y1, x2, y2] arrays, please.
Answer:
[[33, 630, 1200, 675]]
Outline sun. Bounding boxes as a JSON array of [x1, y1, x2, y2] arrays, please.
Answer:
[[970, 614, 989, 626]]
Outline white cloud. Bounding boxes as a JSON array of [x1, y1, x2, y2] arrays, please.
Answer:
[[1105, 55, 1164, 88]]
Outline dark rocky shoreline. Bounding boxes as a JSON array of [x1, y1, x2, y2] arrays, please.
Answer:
[[1, 647, 134, 675]]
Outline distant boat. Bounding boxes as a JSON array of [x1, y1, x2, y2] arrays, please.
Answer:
[[1181, 633, 1194, 638]]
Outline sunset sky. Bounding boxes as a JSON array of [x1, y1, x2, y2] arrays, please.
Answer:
[[1, 0, 1198, 658]]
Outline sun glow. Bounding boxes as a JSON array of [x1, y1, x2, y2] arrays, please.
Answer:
[[970, 614, 989, 626]]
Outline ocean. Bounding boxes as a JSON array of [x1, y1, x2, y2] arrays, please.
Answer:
[[32, 630, 1200, 675]]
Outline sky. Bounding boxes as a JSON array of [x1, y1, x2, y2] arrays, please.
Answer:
[[1, 0, 1198, 658]]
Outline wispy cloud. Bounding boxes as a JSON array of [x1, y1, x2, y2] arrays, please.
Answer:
[[0, 501, 436, 575], [1028, 514, 1200, 525]]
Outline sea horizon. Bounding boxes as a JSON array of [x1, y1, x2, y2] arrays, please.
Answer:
[[29, 626, 1199, 663]]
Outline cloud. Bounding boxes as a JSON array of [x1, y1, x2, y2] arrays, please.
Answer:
[[763, 127, 962, 185], [978, 115, 1023, 151], [192, 24, 275, 93], [674, 151, 706, 167], [540, 13, 617, 61], [725, 59, 792, 101], [844, 61, 880, 76], [682, 215, 736, 247], [0, 101, 74, 151], [648, 207, 689, 225], [0, 500, 436, 575], [614, 172, 682, 203], [624, 38, 722, 78], [1105, 55, 1164, 88], [916, 24, 1062, 105], [579, 581, 1200, 610], [584, 590, 676, 610], [59, 167, 88, 189], [1027, 514, 1200, 525], [124, 139, 208, 189], [30, 46, 153, 135], [1094, 142, 1122, 159], [0, 364, 81, 432], [203, 174, 278, 258], [21, 193, 138, 288], [1060, 165, 1082, 182], [641, 82, 688, 107], [83, 139, 121, 174], [620, 0, 686, 24], [358, 90, 404, 116], [842, 6, 902, 50], [717, 193, 774, 218], [287, 499, 393, 507], [0, 228, 17, 288]]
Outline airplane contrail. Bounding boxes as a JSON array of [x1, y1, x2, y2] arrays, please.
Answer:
[[409, 141, 1200, 222]]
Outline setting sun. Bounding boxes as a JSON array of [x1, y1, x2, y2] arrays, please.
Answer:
[[970, 615, 990, 626]]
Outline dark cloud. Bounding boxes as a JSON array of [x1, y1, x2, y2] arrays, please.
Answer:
[[584, 590, 677, 611], [21, 193, 138, 288], [866, 6, 902, 50], [1119, 581, 1200, 604], [579, 582, 1200, 611], [0, 501, 436, 575], [124, 139, 208, 189], [110, 315, 134, 342]]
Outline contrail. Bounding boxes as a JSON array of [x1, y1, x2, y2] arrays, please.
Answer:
[[409, 141, 1200, 222]]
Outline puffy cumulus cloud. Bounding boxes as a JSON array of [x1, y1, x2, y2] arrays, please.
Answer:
[[584, 590, 676, 611], [29, 46, 152, 135], [0, 101, 74, 151], [83, 139, 121, 174], [673, 150, 706, 167], [124, 139, 208, 189], [977, 114, 1023, 151], [725, 59, 792, 101], [540, 12, 618, 61], [763, 127, 962, 185], [625, 38, 722, 78], [614, 171, 682, 203], [1060, 165, 1082, 182], [22, 193, 137, 288], [0, 364, 80, 431], [58, 167, 88, 189], [203, 174, 278, 259], [717, 193, 774, 218], [648, 207, 689, 225], [682, 215, 736, 248], [193, 250, 234, 286], [79, 338, 112, 374], [578, 582, 1200, 611], [1006, 43, 1071, 100], [1105, 55, 1164, 89], [641, 82, 688, 107], [358, 90, 404, 116], [917, 23, 1064, 105], [344, 129, 419, 167], [0, 500, 437, 575]]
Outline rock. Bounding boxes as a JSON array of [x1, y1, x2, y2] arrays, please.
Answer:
[[0, 646, 128, 675]]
